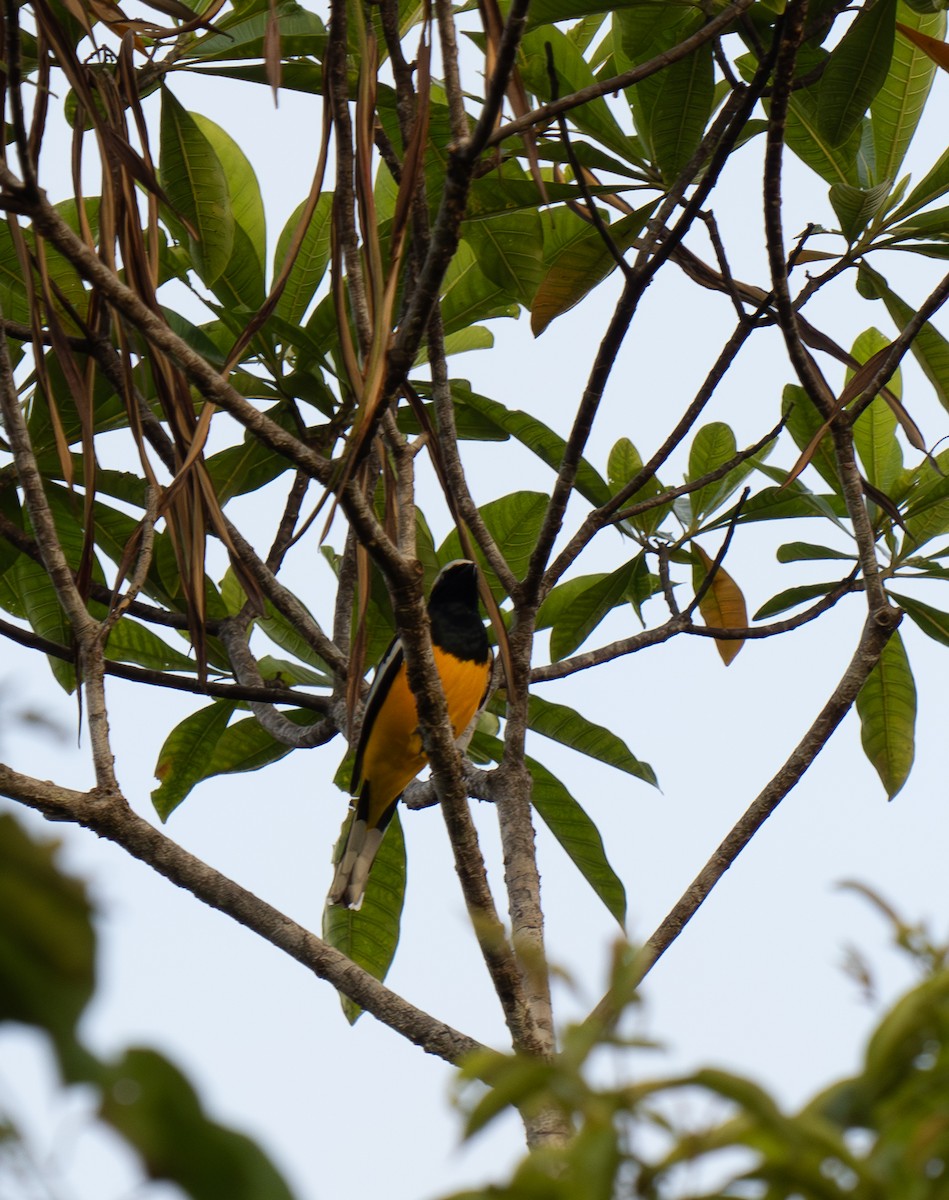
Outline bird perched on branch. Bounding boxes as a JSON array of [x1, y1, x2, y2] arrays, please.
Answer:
[[328, 559, 492, 909]]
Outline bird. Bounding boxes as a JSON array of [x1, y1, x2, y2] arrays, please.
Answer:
[[328, 559, 492, 909]]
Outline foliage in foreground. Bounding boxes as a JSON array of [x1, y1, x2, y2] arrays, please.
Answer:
[[6, 813, 949, 1200]]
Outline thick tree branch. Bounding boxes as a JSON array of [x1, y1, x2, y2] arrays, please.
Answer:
[[0, 764, 483, 1065]]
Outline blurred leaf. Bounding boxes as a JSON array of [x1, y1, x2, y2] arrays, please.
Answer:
[[692, 545, 747, 665], [151, 702, 237, 820], [322, 810, 406, 1023], [856, 629, 916, 798], [0, 813, 95, 1054], [100, 1048, 298, 1200], [783, 383, 841, 492], [817, 0, 896, 148]]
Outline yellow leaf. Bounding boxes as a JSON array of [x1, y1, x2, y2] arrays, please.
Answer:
[[692, 544, 747, 666]]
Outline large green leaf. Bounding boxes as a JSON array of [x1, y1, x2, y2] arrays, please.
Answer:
[[473, 732, 626, 926], [548, 557, 640, 661], [871, 3, 946, 185], [159, 89, 235, 286], [817, 0, 896, 149], [182, 0, 326, 65], [439, 491, 549, 588], [453, 384, 610, 507], [193, 113, 265, 274], [607, 436, 670, 535], [440, 239, 520, 334], [531, 202, 656, 336], [99, 1049, 298, 1200], [636, 33, 714, 184], [753, 581, 841, 621], [522, 692, 657, 787], [856, 629, 916, 799], [889, 590, 949, 647], [687, 422, 744, 524], [322, 810, 406, 1023], [151, 702, 237, 820], [0, 813, 95, 1053], [464, 210, 545, 309], [205, 434, 289, 503], [12, 555, 76, 692], [858, 262, 949, 414], [519, 26, 634, 161], [273, 193, 333, 324], [850, 327, 903, 493]]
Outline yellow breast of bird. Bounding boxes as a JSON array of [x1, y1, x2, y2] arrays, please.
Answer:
[[358, 647, 489, 823]]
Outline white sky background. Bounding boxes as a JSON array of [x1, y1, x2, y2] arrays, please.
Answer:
[[2, 9, 949, 1199]]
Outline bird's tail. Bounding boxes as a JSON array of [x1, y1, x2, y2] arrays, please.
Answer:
[[328, 791, 394, 909]]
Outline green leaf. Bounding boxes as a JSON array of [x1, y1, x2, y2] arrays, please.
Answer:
[[523, 692, 657, 787], [857, 262, 949, 414], [889, 590, 949, 647], [519, 26, 633, 161], [548, 557, 640, 660], [12, 555, 75, 692], [817, 0, 896, 148], [687, 422, 754, 523], [205, 433, 289, 503], [454, 384, 610, 507], [889, 140, 949, 222], [829, 180, 893, 242], [530, 753, 627, 927], [779, 52, 865, 185], [183, 0, 325, 65], [159, 89, 235, 286], [0, 813, 95, 1054], [871, 4, 946, 184], [99, 1048, 299, 1200], [637, 34, 714, 184], [439, 491, 549, 589], [473, 732, 626, 926], [850, 327, 903, 492], [273, 193, 334, 324], [753, 581, 840, 621], [104, 619, 196, 673], [322, 810, 406, 1023], [189, 709, 320, 784], [856, 629, 916, 798], [531, 202, 656, 335], [783, 383, 841, 492], [192, 112, 265, 307], [151, 702, 237, 820], [776, 541, 856, 563], [439, 239, 520, 334], [464, 210, 545, 309], [607, 436, 670, 534]]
